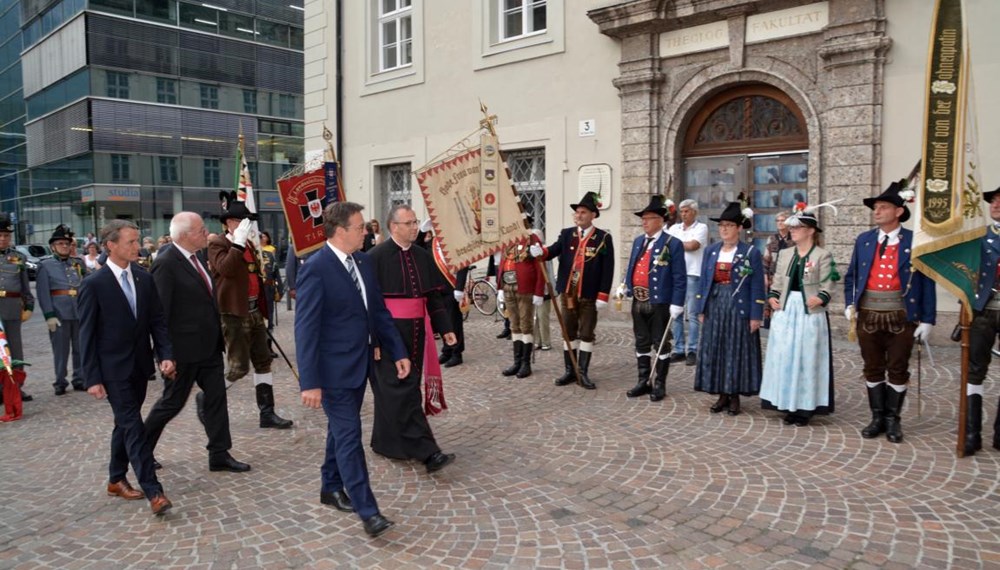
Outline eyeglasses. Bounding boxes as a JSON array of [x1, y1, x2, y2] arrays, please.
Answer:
[[393, 220, 420, 227]]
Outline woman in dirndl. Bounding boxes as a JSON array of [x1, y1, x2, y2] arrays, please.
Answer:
[[760, 203, 839, 426], [694, 202, 765, 416]]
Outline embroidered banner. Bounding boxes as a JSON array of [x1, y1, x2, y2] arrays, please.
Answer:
[[277, 170, 329, 256]]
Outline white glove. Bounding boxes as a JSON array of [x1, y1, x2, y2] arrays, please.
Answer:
[[669, 304, 685, 319], [419, 218, 433, 233], [529, 244, 544, 258], [913, 322, 933, 341], [453, 290, 465, 303], [46, 317, 61, 333], [595, 299, 608, 310], [232, 218, 252, 247], [496, 289, 505, 305], [844, 305, 855, 321], [532, 295, 544, 306]]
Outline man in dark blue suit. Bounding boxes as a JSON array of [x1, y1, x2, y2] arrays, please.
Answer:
[[79, 220, 175, 515], [844, 181, 936, 444], [294, 201, 410, 538], [966, 186, 1000, 455]]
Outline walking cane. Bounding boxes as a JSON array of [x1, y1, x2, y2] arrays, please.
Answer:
[[648, 314, 677, 383]]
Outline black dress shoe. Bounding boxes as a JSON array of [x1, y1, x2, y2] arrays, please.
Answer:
[[20, 389, 33, 402], [438, 352, 451, 364], [54, 386, 67, 396], [709, 394, 730, 413], [320, 489, 354, 512], [496, 329, 511, 339], [209, 453, 252, 472], [424, 452, 455, 473], [443, 354, 463, 368], [72, 383, 86, 392], [668, 353, 686, 363], [363, 513, 395, 537], [685, 352, 697, 366], [152, 458, 163, 470]]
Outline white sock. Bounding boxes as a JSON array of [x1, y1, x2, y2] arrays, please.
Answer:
[[253, 372, 273, 386], [866, 381, 885, 389], [968, 384, 984, 396], [887, 383, 906, 393], [579, 341, 594, 353]]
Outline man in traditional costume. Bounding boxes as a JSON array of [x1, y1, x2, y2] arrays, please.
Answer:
[[497, 225, 545, 379], [965, 186, 1000, 455], [208, 191, 293, 429], [368, 205, 457, 473], [622, 196, 686, 401], [530, 192, 615, 390], [844, 181, 936, 443]]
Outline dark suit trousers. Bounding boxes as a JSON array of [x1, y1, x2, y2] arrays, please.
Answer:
[[321, 384, 379, 521], [145, 353, 232, 458], [105, 371, 162, 499]]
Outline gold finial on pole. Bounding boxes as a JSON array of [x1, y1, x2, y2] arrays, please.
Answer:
[[479, 100, 497, 136]]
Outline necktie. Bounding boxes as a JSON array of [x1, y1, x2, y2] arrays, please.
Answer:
[[878, 235, 889, 258], [345, 255, 362, 295], [121, 271, 136, 316], [190, 254, 212, 293], [642, 236, 653, 251]]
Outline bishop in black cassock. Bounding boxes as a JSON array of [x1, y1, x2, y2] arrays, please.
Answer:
[[368, 206, 457, 473]]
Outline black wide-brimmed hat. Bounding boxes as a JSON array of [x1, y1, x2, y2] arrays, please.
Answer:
[[49, 224, 74, 244], [570, 192, 601, 218], [219, 191, 258, 222], [863, 180, 912, 223], [634, 195, 669, 218], [983, 186, 1000, 204], [709, 202, 753, 229], [787, 212, 823, 233], [0, 214, 12, 233]]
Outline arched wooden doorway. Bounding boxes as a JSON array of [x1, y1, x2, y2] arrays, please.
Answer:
[[681, 84, 808, 249]]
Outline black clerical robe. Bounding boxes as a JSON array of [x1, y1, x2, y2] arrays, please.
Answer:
[[368, 238, 453, 461]]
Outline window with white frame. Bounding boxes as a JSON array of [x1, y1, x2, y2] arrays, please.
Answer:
[[499, 0, 546, 41], [378, 0, 412, 72], [378, 163, 412, 223], [507, 148, 546, 233]]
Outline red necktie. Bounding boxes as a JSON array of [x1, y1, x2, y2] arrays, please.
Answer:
[[190, 254, 212, 293]]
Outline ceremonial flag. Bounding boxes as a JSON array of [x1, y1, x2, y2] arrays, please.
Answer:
[[278, 169, 329, 256], [0, 319, 12, 376], [415, 132, 530, 274], [325, 161, 346, 204], [912, 0, 986, 318]]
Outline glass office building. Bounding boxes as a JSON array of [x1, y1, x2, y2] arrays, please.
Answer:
[[6, 0, 303, 247]]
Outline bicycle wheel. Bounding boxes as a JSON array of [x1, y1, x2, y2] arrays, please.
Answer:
[[471, 280, 497, 316]]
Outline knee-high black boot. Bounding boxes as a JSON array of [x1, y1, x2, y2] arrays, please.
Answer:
[[555, 350, 576, 386], [884, 387, 906, 443], [626, 356, 652, 398], [649, 358, 669, 402], [516, 342, 533, 378], [861, 383, 887, 439], [577, 351, 595, 390], [964, 393, 983, 455], [503, 340, 524, 376], [256, 384, 293, 429], [993, 396, 1000, 451]]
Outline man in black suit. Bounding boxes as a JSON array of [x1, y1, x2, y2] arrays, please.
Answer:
[[79, 220, 175, 515], [144, 212, 250, 473]]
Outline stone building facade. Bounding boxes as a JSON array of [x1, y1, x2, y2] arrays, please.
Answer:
[[589, 0, 893, 266]]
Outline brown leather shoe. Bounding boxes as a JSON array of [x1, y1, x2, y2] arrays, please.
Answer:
[[107, 480, 144, 501], [149, 493, 172, 515]]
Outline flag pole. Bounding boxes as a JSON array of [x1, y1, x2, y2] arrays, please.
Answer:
[[479, 101, 582, 383], [956, 304, 971, 457]]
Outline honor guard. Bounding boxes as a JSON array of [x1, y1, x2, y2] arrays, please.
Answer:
[[36, 224, 88, 395], [622, 196, 686, 401], [0, 214, 34, 416], [844, 181, 936, 443], [530, 192, 615, 390], [966, 186, 1000, 455], [497, 227, 545, 379], [208, 191, 293, 429]]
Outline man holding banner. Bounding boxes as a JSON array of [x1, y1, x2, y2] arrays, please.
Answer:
[[530, 192, 615, 390], [844, 182, 936, 444], [965, 187, 1000, 455]]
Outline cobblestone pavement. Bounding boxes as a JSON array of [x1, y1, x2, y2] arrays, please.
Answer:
[[1, 299, 998, 569]]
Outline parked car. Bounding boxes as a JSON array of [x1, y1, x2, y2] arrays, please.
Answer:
[[14, 244, 49, 281]]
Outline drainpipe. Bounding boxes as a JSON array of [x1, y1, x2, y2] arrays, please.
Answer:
[[335, 0, 344, 167]]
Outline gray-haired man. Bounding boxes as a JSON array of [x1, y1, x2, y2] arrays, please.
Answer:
[[667, 199, 708, 366]]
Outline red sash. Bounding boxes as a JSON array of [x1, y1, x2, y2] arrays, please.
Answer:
[[384, 298, 447, 416]]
